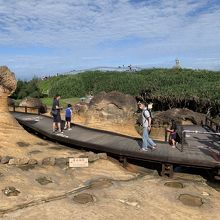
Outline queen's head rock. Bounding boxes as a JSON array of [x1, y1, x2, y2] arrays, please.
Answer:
[[0, 66, 46, 157], [0, 66, 17, 112]]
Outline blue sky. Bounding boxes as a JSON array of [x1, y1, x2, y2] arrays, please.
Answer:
[[0, 0, 220, 79]]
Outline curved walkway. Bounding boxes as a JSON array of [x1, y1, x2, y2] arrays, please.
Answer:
[[12, 112, 220, 169]]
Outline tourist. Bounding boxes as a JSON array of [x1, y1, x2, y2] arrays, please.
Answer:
[[138, 101, 156, 151], [64, 104, 72, 130], [51, 94, 63, 133], [167, 120, 177, 148]]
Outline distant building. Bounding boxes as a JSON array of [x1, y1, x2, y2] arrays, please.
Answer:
[[173, 58, 181, 69]]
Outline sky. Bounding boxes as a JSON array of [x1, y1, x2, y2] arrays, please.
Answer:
[[0, 0, 220, 79]]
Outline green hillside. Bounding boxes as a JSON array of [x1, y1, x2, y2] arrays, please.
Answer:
[[37, 68, 220, 100], [36, 68, 220, 116]]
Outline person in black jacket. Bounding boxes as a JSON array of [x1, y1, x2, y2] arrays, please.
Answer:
[[51, 94, 63, 133]]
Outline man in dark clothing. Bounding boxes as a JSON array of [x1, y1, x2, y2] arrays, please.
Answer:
[[52, 95, 62, 133]]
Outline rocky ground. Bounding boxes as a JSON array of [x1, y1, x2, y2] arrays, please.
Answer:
[[0, 154, 220, 220], [1, 67, 220, 219], [1, 111, 220, 219]]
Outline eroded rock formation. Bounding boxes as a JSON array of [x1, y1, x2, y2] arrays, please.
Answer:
[[149, 108, 206, 141], [0, 66, 45, 156], [86, 91, 137, 123], [0, 66, 17, 112], [19, 97, 47, 113], [73, 91, 139, 137], [153, 108, 206, 126], [0, 66, 19, 127]]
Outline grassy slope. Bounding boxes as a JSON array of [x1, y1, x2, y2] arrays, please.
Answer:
[[40, 97, 80, 107], [37, 68, 220, 101]]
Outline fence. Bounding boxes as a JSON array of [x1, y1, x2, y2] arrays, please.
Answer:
[[205, 116, 220, 133], [10, 105, 41, 115]]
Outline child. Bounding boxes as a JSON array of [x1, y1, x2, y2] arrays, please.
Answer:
[[167, 120, 177, 148], [64, 104, 72, 130]]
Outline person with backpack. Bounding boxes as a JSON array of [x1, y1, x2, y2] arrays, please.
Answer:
[[138, 101, 157, 151], [64, 104, 72, 130]]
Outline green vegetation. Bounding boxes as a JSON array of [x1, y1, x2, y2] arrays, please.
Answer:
[[11, 78, 44, 99], [12, 68, 220, 116], [40, 97, 80, 107], [37, 68, 220, 101]]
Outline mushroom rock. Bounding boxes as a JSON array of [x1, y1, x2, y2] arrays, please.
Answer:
[[0, 66, 19, 127], [0, 66, 41, 156], [0, 66, 17, 112], [76, 91, 140, 137]]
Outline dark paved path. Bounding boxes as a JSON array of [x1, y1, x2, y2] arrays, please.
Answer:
[[12, 112, 220, 168]]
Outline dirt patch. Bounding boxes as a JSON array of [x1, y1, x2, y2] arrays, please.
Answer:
[[179, 194, 203, 207], [17, 142, 30, 147], [35, 176, 53, 185], [164, 182, 184, 188], [29, 150, 42, 155], [36, 142, 48, 146], [72, 193, 95, 204], [18, 164, 36, 171]]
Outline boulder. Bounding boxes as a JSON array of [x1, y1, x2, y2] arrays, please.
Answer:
[[8, 158, 29, 165], [74, 102, 89, 114], [1, 156, 12, 164], [153, 108, 206, 127], [86, 91, 137, 124], [19, 97, 47, 113], [42, 157, 56, 166], [28, 159, 38, 165]]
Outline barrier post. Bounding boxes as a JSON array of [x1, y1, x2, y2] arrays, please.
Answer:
[[164, 127, 168, 142]]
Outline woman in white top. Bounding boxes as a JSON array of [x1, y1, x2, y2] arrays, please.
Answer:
[[138, 101, 156, 151]]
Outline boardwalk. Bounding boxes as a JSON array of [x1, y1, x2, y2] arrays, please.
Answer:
[[12, 112, 220, 169]]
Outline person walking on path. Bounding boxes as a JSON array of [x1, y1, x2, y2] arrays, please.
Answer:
[[138, 101, 156, 151], [64, 104, 72, 130], [51, 94, 63, 133]]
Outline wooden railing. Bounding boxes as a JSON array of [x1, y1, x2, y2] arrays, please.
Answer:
[[10, 105, 41, 115], [205, 116, 220, 132]]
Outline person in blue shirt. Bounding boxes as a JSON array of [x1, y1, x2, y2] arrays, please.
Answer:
[[64, 104, 72, 130]]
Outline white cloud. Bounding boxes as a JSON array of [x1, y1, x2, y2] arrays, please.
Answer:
[[0, 0, 220, 77]]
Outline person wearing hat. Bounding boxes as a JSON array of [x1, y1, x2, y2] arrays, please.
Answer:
[[138, 101, 156, 151]]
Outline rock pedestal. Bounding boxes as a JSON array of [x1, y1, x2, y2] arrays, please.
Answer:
[[0, 66, 41, 157], [0, 66, 20, 128]]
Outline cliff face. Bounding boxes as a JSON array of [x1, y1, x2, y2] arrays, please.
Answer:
[[0, 66, 41, 156]]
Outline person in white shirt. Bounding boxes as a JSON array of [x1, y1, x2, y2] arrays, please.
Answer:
[[138, 101, 157, 151]]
